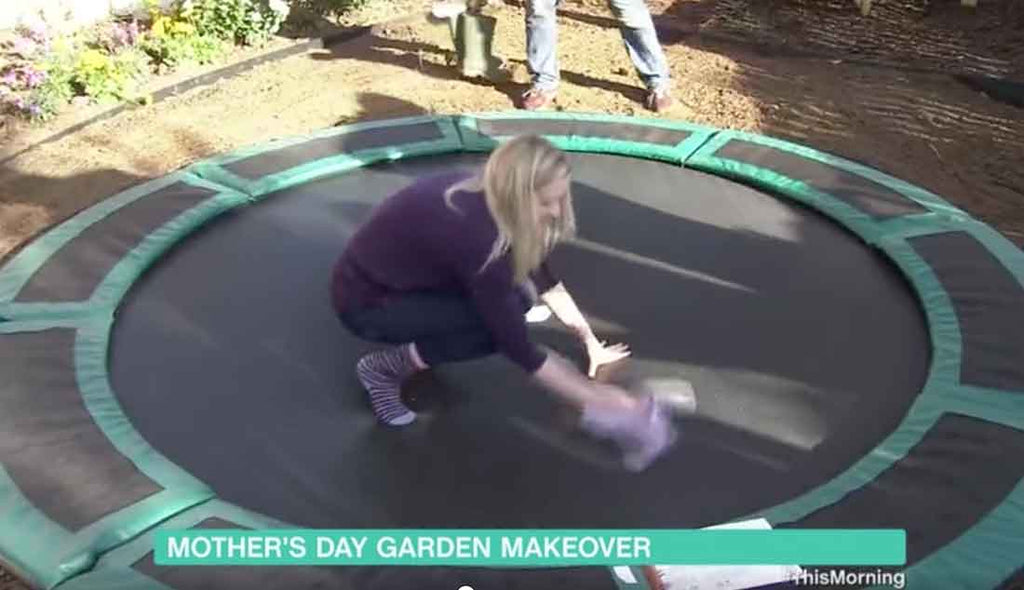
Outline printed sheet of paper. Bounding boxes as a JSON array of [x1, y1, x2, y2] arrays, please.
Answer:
[[653, 518, 804, 590]]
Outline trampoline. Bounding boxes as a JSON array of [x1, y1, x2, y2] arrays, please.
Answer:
[[1, 113, 1023, 590]]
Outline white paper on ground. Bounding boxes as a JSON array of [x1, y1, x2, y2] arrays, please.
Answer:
[[613, 566, 639, 584], [653, 518, 804, 590]]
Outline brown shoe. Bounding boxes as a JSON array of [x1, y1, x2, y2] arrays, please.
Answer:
[[520, 87, 556, 110], [645, 87, 674, 112]]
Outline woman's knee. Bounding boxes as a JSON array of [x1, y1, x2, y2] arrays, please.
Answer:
[[337, 308, 388, 343], [606, 0, 654, 28], [417, 332, 497, 366]]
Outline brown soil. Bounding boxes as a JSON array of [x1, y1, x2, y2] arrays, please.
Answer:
[[1, 0, 1022, 587], [655, 0, 1024, 79]]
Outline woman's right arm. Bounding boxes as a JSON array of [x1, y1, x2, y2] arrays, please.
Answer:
[[532, 351, 639, 411], [460, 251, 637, 411]]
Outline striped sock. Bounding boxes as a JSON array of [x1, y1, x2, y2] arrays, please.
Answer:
[[356, 345, 419, 426]]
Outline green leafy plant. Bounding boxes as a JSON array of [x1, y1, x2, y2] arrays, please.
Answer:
[[30, 36, 78, 119], [292, 0, 369, 20], [139, 0, 228, 69], [71, 46, 148, 103], [191, 0, 291, 47], [0, 20, 75, 120], [1, 0, 291, 121], [1, 15, 153, 120]]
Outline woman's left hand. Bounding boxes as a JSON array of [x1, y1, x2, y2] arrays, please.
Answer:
[[584, 337, 631, 378]]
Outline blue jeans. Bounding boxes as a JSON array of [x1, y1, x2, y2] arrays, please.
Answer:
[[526, 0, 671, 92], [338, 290, 532, 367]]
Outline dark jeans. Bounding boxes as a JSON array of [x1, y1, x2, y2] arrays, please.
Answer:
[[338, 291, 530, 366]]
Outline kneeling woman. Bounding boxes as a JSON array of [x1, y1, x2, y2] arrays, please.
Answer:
[[331, 135, 674, 469]]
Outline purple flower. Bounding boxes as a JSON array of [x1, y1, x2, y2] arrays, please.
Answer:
[[2, 70, 19, 87], [13, 96, 26, 110], [23, 68, 46, 88], [25, 20, 49, 44], [28, 103, 43, 117], [12, 36, 37, 57], [106, 20, 140, 49], [111, 23, 129, 47]]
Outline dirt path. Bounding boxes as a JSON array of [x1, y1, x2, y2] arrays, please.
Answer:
[[1, 0, 1022, 587]]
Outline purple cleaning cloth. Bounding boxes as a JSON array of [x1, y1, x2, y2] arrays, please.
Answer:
[[580, 397, 677, 471]]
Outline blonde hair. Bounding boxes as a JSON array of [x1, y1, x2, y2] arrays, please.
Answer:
[[445, 135, 576, 282]]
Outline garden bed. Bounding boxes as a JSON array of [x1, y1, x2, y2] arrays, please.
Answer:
[[1, 34, 304, 158]]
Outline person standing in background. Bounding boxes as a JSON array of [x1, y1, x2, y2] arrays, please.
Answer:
[[520, 0, 675, 112]]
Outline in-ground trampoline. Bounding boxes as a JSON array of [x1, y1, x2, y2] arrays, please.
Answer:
[[2, 113, 1023, 590]]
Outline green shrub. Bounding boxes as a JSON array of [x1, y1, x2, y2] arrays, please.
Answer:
[[191, 0, 291, 47], [139, 0, 228, 69], [30, 36, 78, 119], [1, 0, 292, 121], [293, 0, 370, 20], [1, 21, 76, 120], [2, 17, 151, 120], [72, 46, 149, 103], [139, 29, 226, 69]]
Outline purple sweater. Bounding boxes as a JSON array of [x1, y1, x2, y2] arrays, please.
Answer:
[[331, 170, 559, 373]]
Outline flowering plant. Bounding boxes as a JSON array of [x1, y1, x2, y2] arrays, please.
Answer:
[[1, 0, 295, 122], [97, 19, 142, 53], [191, 0, 291, 47], [0, 20, 69, 120]]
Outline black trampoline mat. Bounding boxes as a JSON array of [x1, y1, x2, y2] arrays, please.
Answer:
[[108, 152, 931, 530]]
